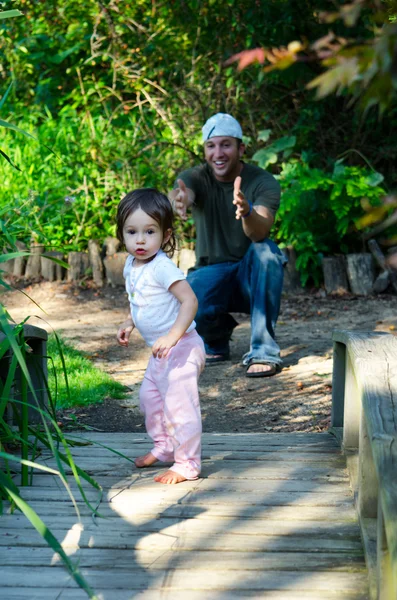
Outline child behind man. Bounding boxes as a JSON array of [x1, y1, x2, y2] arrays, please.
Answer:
[[116, 188, 205, 484]]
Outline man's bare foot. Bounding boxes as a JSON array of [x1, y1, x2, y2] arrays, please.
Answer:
[[154, 469, 189, 484], [205, 353, 230, 364], [246, 363, 277, 377], [134, 452, 159, 468]]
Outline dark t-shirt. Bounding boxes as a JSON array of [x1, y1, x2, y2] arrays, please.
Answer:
[[176, 162, 281, 265]]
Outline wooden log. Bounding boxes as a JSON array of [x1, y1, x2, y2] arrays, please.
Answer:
[[373, 271, 390, 294], [281, 246, 304, 294], [103, 252, 129, 287], [0, 254, 14, 274], [88, 240, 104, 287], [368, 239, 397, 293], [40, 251, 64, 281], [346, 253, 375, 295], [67, 252, 89, 281], [103, 236, 121, 257], [13, 241, 27, 277], [322, 256, 349, 294], [24, 242, 44, 278]]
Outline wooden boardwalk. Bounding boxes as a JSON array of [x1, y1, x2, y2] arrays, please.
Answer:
[[1, 432, 369, 599]]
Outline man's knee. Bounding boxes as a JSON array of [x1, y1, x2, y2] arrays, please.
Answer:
[[247, 240, 286, 272]]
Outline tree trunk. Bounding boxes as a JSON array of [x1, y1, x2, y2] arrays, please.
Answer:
[[88, 240, 104, 287], [322, 256, 349, 294], [25, 243, 44, 278], [346, 253, 375, 295], [41, 252, 64, 281], [68, 252, 89, 281]]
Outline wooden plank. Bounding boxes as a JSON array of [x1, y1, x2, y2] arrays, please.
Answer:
[[332, 330, 397, 593], [0, 528, 364, 552], [1, 588, 369, 600], [61, 431, 338, 445], [24, 474, 351, 494], [0, 514, 363, 539], [1, 567, 369, 592], [2, 547, 366, 570], [16, 487, 353, 507], [45, 449, 344, 462], [37, 460, 349, 481], [7, 501, 359, 522]]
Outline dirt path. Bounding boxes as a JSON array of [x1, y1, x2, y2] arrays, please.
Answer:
[[2, 280, 397, 433]]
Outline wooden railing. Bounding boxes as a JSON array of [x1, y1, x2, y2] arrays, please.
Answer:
[[331, 330, 397, 600]]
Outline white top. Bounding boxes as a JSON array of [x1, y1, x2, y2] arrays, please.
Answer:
[[123, 250, 196, 347]]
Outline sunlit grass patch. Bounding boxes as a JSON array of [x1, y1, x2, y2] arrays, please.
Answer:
[[47, 334, 127, 408]]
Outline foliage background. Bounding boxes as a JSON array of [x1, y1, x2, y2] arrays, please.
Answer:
[[1, 0, 396, 284]]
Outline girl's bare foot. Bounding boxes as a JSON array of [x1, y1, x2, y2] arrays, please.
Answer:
[[154, 469, 189, 484], [134, 452, 159, 468]]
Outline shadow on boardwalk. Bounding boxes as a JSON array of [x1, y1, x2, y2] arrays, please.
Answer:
[[2, 432, 369, 599]]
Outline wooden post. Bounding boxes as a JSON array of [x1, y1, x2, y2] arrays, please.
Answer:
[[376, 497, 393, 600], [346, 253, 375, 295], [342, 352, 362, 451], [88, 240, 104, 287], [368, 239, 397, 294], [103, 252, 129, 287], [25, 242, 44, 279], [41, 251, 64, 281], [68, 252, 89, 281], [322, 256, 349, 294], [103, 237, 121, 257], [13, 241, 27, 277], [281, 245, 303, 294], [331, 341, 346, 427], [358, 413, 378, 519]]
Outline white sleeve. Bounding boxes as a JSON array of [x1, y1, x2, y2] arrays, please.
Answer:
[[123, 255, 133, 292], [153, 257, 185, 290]]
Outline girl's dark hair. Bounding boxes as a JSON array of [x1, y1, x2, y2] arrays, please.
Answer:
[[116, 188, 176, 257]]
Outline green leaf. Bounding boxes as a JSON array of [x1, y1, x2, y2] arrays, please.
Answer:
[[0, 148, 21, 171], [257, 129, 272, 142], [0, 251, 30, 263], [365, 171, 384, 187], [271, 136, 296, 152], [0, 118, 37, 141], [0, 81, 13, 111], [252, 148, 278, 169], [0, 10, 24, 19]]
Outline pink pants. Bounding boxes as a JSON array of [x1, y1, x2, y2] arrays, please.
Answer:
[[139, 330, 205, 480]]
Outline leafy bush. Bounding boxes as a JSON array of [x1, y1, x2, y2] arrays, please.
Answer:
[[272, 156, 386, 285]]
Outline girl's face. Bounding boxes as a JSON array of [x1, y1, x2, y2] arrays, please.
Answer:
[[123, 208, 171, 265]]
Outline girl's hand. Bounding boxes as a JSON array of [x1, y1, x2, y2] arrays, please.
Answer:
[[233, 176, 251, 219], [117, 320, 134, 347], [152, 333, 179, 359]]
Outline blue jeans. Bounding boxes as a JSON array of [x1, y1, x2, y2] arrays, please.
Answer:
[[187, 240, 287, 366]]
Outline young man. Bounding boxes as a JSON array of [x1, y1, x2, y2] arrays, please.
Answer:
[[169, 113, 286, 377]]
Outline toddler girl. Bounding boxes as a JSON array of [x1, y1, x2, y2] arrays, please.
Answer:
[[116, 188, 205, 484]]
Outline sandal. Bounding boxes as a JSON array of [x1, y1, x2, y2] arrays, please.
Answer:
[[206, 353, 230, 365], [246, 361, 278, 378]]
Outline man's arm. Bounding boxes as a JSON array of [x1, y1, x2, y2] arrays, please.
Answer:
[[233, 176, 275, 242], [168, 179, 196, 220]]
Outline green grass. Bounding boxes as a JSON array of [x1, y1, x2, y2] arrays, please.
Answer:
[[47, 334, 128, 409]]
